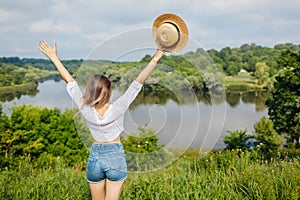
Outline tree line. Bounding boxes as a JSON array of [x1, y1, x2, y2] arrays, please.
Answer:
[[1, 43, 299, 91], [0, 63, 58, 88]]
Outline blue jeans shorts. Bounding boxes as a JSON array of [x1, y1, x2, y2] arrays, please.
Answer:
[[86, 143, 127, 183]]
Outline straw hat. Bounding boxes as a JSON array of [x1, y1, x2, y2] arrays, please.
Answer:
[[152, 13, 189, 52]]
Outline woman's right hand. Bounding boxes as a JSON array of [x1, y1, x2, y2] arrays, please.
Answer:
[[135, 46, 165, 84], [38, 40, 58, 61], [153, 46, 165, 62]]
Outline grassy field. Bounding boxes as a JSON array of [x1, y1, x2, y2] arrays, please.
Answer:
[[0, 150, 299, 200], [224, 74, 264, 92]]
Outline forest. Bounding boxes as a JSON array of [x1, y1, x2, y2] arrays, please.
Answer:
[[1, 43, 299, 93]]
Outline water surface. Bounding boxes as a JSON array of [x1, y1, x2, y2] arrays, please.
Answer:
[[1, 80, 268, 150]]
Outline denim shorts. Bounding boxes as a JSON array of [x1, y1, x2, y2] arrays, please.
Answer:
[[86, 143, 127, 183]]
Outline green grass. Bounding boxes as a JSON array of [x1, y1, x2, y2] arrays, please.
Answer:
[[223, 74, 264, 91], [0, 158, 89, 200], [0, 150, 299, 200]]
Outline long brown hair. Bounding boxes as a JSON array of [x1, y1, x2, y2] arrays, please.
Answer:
[[82, 74, 112, 107]]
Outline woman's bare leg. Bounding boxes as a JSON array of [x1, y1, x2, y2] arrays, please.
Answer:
[[105, 179, 125, 200], [89, 181, 106, 200]]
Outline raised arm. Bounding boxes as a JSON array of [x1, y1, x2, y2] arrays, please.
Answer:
[[135, 48, 165, 84], [38, 40, 74, 83]]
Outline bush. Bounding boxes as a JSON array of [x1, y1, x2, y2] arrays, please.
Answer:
[[224, 129, 252, 150], [122, 127, 173, 172], [0, 105, 88, 170], [253, 116, 283, 157]]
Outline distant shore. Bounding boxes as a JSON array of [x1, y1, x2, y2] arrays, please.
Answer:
[[0, 71, 58, 92]]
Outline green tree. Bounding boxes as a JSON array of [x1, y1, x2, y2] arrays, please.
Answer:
[[140, 54, 152, 63], [253, 116, 282, 155], [0, 105, 9, 132], [224, 129, 252, 150], [0, 105, 11, 164], [266, 51, 300, 148], [1, 105, 88, 169], [226, 62, 240, 75], [45, 109, 88, 165], [255, 62, 270, 85]]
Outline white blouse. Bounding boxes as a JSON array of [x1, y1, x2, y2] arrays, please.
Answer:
[[66, 80, 143, 142]]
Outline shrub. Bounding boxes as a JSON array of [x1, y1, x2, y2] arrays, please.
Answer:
[[253, 116, 283, 157], [224, 129, 252, 150], [122, 127, 173, 172]]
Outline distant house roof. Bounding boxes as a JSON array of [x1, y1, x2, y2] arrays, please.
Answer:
[[239, 69, 248, 74]]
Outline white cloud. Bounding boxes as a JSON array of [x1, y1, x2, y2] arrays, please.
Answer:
[[0, 8, 12, 23], [11, 47, 32, 54], [0, 0, 299, 58], [29, 20, 80, 34]]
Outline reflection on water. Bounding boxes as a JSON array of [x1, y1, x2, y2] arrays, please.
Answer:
[[0, 82, 39, 102], [226, 91, 269, 111], [1, 79, 71, 113], [1, 79, 268, 149], [0, 74, 61, 103], [129, 84, 268, 111]]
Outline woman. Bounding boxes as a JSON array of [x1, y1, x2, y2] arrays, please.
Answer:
[[38, 40, 164, 200]]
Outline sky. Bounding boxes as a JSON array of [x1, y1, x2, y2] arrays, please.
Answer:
[[1, 0, 300, 60]]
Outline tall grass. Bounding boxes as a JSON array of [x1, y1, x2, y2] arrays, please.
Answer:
[[122, 150, 299, 199], [0, 150, 299, 200], [0, 157, 89, 200]]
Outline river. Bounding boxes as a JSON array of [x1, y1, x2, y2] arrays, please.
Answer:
[[1, 79, 268, 150]]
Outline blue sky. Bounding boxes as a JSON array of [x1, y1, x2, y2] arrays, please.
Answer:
[[1, 0, 299, 60]]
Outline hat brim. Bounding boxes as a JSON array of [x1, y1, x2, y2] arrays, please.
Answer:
[[152, 13, 189, 52]]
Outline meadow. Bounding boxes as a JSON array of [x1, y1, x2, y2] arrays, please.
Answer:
[[1, 149, 299, 200]]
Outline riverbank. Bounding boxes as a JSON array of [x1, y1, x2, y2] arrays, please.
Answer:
[[0, 82, 39, 102], [0, 82, 38, 93], [224, 74, 266, 92], [0, 71, 58, 91]]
